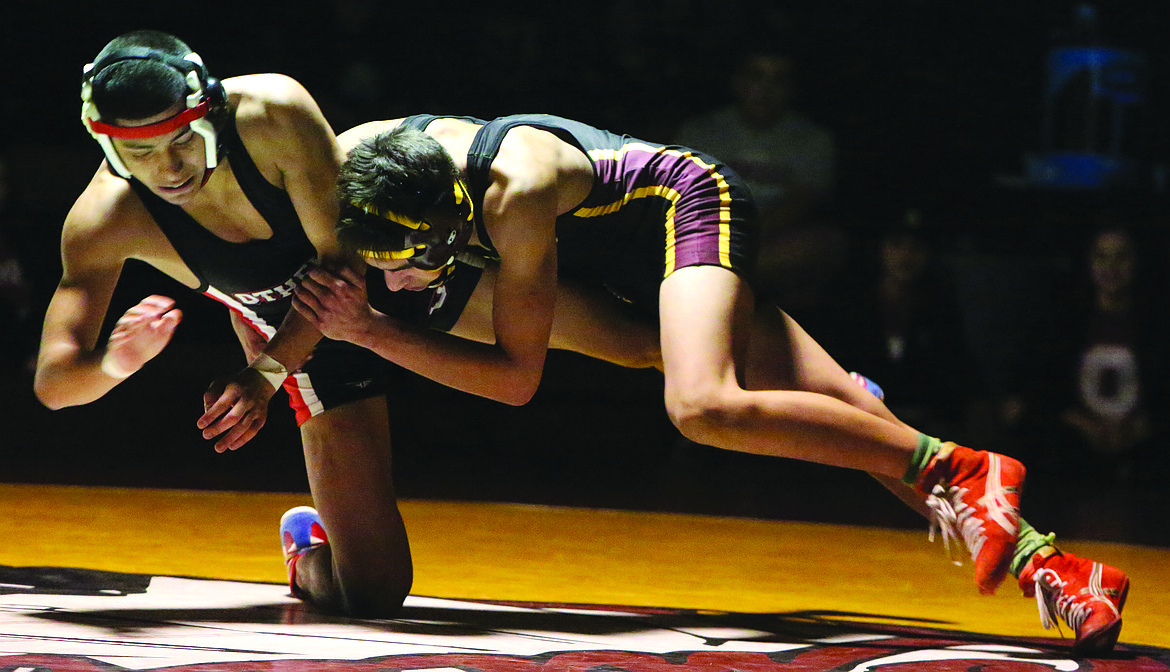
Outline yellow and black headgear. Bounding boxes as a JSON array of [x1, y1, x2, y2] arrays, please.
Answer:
[[343, 179, 475, 274]]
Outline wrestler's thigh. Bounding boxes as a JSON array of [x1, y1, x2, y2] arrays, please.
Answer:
[[658, 265, 754, 397]]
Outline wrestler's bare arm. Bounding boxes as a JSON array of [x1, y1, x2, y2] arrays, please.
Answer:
[[299, 124, 569, 404], [35, 175, 184, 408], [225, 74, 344, 373], [197, 75, 345, 450]]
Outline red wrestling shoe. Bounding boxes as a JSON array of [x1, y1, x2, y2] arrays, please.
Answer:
[[1019, 550, 1130, 655], [915, 443, 1025, 595]]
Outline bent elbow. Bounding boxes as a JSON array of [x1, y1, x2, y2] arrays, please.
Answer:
[[34, 381, 69, 410], [500, 385, 537, 407], [498, 371, 541, 407], [34, 369, 81, 410]]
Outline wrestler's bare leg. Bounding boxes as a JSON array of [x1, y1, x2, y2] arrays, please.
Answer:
[[294, 395, 412, 616], [741, 301, 929, 516], [454, 263, 921, 509], [658, 265, 920, 479]]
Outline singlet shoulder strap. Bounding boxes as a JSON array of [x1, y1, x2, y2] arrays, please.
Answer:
[[219, 115, 281, 202], [398, 114, 440, 132], [464, 117, 535, 258], [219, 113, 303, 237], [399, 114, 487, 132]]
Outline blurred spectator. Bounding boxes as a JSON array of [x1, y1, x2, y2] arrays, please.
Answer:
[[674, 48, 842, 310], [1003, 224, 1169, 513], [0, 149, 35, 378], [813, 209, 986, 440]]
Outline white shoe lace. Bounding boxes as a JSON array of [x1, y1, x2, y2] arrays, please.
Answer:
[[1032, 563, 1120, 637], [1033, 568, 1090, 634], [925, 484, 985, 565], [923, 452, 1019, 564]]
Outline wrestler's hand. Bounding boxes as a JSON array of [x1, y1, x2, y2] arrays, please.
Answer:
[[102, 295, 183, 378], [292, 265, 377, 345], [199, 367, 276, 453]]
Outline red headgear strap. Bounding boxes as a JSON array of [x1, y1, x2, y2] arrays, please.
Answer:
[[87, 101, 209, 139]]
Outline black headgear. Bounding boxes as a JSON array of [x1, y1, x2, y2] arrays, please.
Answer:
[[80, 46, 226, 178], [347, 179, 475, 275]]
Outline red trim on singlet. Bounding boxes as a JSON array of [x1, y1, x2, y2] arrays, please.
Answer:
[[211, 298, 315, 427], [284, 376, 313, 426], [88, 101, 209, 139]]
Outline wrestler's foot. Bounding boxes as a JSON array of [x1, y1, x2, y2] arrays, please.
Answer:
[[280, 506, 328, 598], [849, 371, 885, 400], [916, 443, 1024, 594], [1020, 549, 1129, 655]]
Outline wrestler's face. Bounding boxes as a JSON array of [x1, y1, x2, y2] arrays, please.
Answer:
[[111, 102, 208, 205], [364, 257, 443, 292]]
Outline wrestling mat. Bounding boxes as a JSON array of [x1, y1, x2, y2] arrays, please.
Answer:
[[1, 568, 1168, 671], [2, 485, 1168, 671]]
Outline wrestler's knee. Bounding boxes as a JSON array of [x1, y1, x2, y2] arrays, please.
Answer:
[[297, 542, 412, 617], [338, 577, 411, 618], [664, 384, 744, 446], [335, 559, 413, 618]]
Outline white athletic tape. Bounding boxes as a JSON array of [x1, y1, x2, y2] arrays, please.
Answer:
[[250, 352, 289, 390]]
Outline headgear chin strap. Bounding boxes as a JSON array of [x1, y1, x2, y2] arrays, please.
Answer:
[[80, 48, 222, 179], [354, 179, 476, 284]]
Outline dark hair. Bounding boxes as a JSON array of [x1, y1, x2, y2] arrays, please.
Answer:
[[336, 126, 459, 254], [89, 30, 199, 122]]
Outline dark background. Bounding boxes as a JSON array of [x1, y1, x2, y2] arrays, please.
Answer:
[[2, 1, 1168, 546]]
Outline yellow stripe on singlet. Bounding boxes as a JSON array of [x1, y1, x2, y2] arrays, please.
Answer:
[[582, 144, 733, 275]]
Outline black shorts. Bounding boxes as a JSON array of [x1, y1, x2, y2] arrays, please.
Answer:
[[282, 338, 395, 425]]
